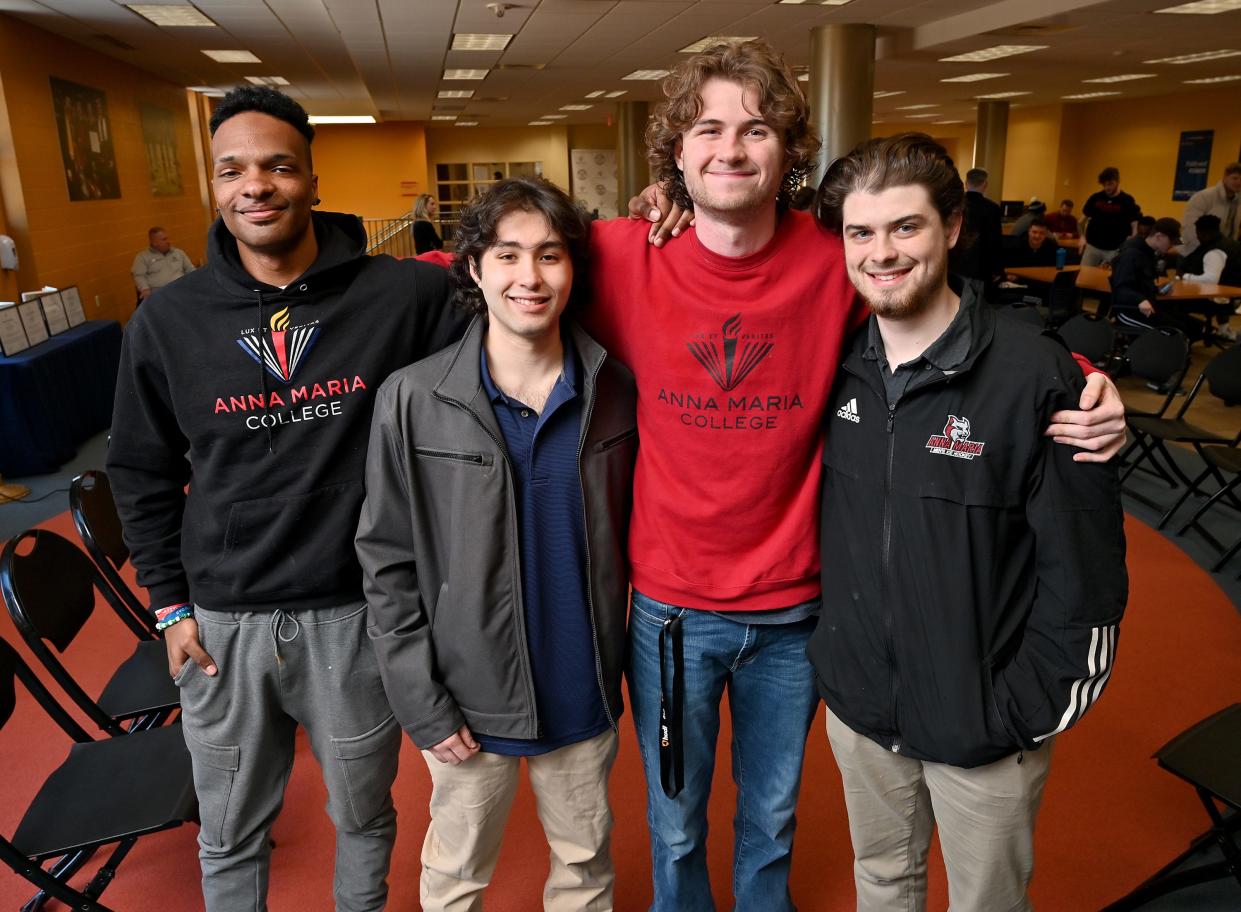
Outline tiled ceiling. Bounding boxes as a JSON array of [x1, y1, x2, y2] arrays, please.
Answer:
[[2, 0, 1239, 126]]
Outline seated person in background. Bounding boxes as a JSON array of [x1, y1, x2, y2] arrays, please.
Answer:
[[1177, 214, 1241, 341], [1005, 218, 1059, 270], [411, 192, 444, 254], [1045, 199, 1079, 238], [1110, 217, 1204, 340], [1008, 197, 1046, 238], [132, 226, 194, 303], [1135, 215, 1156, 240]]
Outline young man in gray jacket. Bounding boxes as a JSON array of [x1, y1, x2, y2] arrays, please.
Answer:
[[356, 178, 637, 912]]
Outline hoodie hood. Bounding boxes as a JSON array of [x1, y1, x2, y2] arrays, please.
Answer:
[[206, 209, 369, 296]]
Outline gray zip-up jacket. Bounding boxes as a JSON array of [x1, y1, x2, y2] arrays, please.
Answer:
[[356, 315, 638, 749]]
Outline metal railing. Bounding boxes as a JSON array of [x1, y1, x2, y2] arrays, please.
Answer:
[[362, 214, 418, 258]]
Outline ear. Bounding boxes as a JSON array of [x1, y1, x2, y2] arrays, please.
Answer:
[[946, 211, 963, 251], [674, 137, 684, 173], [468, 256, 482, 285]]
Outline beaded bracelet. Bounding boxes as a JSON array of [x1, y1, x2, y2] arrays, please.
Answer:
[[154, 603, 190, 622], [155, 604, 193, 631]]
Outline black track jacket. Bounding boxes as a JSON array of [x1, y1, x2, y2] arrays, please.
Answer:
[[809, 285, 1128, 768]]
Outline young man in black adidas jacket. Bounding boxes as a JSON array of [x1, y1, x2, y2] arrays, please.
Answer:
[[107, 88, 465, 912], [810, 134, 1128, 911]]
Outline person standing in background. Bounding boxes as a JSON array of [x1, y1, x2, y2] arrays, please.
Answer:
[[412, 192, 444, 254], [1080, 167, 1141, 267]]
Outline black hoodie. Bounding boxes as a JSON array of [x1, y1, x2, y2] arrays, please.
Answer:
[[108, 211, 467, 613]]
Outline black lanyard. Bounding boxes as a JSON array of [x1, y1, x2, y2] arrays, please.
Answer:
[[658, 613, 685, 799]]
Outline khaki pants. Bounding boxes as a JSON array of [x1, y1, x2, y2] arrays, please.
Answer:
[[826, 707, 1053, 912], [420, 730, 619, 912]]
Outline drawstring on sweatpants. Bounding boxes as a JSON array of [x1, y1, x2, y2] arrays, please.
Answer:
[[270, 609, 301, 662]]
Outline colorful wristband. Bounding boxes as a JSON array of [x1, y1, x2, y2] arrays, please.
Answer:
[[155, 605, 193, 631], [155, 603, 191, 622]]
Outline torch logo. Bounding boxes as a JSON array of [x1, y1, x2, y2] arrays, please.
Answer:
[[236, 306, 321, 384], [687, 314, 774, 391]]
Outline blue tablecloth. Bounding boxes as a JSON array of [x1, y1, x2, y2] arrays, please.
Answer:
[[0, 320, 122, 477]]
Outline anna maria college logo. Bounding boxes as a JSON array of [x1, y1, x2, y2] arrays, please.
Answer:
[[237, 306, 321, 384], [687, 314, 774, 392], [925, 414, 986, 459]]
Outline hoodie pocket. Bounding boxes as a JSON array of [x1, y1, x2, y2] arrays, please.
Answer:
[[210, 481, 364, 599]]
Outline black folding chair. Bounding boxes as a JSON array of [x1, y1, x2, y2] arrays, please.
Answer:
[[1, 530, 179, 737], [1001, 303, 1045, 328], [69, 471, 158, 638], [1124, 327, 1191, 419], [0, 636, 196, 912], [1056, 313, 1115, 367], [1158, 443, 1241, 563], [1044, 269, 1082, 327], [1119, 342, 1241, 492], [1102, 704, 1241, 911]]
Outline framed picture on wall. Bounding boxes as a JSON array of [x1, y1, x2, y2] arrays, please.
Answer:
[[139, 103, 183, 196], [60, 285, 86, 326], [39, 291, 71, 336], [0, 303, 30, 356], [50, 76, 121, 201], [17, 299, 49, 346]]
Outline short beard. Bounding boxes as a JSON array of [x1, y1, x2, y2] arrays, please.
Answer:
[[855, 255, 946, 320]]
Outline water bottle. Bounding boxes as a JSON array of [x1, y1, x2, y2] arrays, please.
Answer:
[[1055, 246, 1066, 270]]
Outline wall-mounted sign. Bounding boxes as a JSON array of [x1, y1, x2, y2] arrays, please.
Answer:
[[1172, 130, 1213, 202]]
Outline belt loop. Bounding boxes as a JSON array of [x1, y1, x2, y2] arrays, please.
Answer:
[[658, 611, 685, 799]]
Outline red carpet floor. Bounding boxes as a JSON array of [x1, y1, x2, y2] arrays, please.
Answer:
[[2, 512, 1238, 911]]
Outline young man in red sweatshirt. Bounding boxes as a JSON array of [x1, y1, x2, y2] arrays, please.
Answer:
[[609, 41, 1127, 911]]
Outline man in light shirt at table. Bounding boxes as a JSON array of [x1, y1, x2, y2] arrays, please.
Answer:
[[132, 226, 194, 303]]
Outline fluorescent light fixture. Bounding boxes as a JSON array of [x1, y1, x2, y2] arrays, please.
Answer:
[[1061, 91, 1122, 100], [455, 121, 479, 127], [1155, 0, 1241, 13], [245, 76, 290, 86], [443, 69, 488, 80], [560, 104, 593, 111], [680, 37, 758, 53], [437, 90, 475, 99], [585, 90, 606, 98], [1184, 73, 1241, 82], [873, 90, 905, 98], [307, 115, 376, 124], [128, 4, 215, 26], [541, 114, 568, 119], [797, 74, 809, 82], [605, 90, 627, 98], [202, 49, 261, 63], [431, 115, 458, 121], [1083, 74, 1156, 83], [940, 45, 1046, 63], [895, 104, 938, 110], [623, 69, 671, 80], [779, 0, 855, 4], [187, 85, 226, 96], [1144, 49, 1241, 64], [932, 120, 963, 124], [451, 33, 513, 51], [941, 73, 1008, 83], [529, 121, 553, 126], [974, 91, 1032, 99], [905, 114, 937, 118]]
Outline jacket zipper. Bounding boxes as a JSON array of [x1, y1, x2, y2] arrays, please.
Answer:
[[577, 359, 617, 731], [883, 401, 900, 753], [413, 447, 485, 464], [431, 391, 542, 738]]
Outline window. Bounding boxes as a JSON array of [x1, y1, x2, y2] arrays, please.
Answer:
[[434, 161, 543, 238]]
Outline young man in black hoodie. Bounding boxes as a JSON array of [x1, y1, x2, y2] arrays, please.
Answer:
[[809, 134, 1128, 911], [107, 87, 465, 912]]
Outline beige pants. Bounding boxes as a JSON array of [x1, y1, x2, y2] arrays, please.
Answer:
[[826, 707, 1053, 912], [420, 729, 619, 912]]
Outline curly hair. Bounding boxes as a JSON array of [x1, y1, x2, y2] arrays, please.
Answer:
[[813, 133, 964, 235], [209, 86, 315, 158], [646, 39, 819, 210], [449, 178, 591, 316]]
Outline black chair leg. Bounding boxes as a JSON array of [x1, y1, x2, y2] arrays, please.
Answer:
[[1159, 465, 1214, 528], [82, 838, 137, 900], [1212, 533, 1241, 572], [1178, 475, 1241, 538], [21, 847, 98, 912]]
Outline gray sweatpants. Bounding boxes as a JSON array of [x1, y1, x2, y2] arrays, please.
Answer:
[[175, 601, 401, 912]]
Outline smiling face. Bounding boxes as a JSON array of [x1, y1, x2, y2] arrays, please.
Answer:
[[1028, 223, 1049, 250], [211, 112, 318, 258], [470, 209, 573, 345], [841, 183, 961, 319], [674, 77, 785, 220]]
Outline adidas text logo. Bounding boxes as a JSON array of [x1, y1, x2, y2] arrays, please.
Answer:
[[835, 398, 860, 423]]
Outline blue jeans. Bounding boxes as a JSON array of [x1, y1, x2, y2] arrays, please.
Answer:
[[627, 591, 820, 912]]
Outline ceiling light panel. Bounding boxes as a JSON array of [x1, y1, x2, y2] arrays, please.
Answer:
[[560, 104, 593, 111], [941, 73, 1008, 83], [451, 33, 513, 51], [623, 69, 671, 80], [529, 121, 552, 126], [585, 90, 606, 98], [541, 114, 568, 119], [245, 76, 290, 86], [128, 4, 215, 26], [933, 120, 963, 124], [437, 90, 475, 99], [1184, 74, 1241, 82], [1155, 0, 1241, 13], [680, 37, 759, 53], [605, 90, 627, 98], [873, 90, 905, 98], [456, 122, 479, 127], [443, 69, 488, 80], [905, 114, 937, 118], [1144, 49, 1241, 63], [895, 104, 938, 109], [1062, 91, 1122, 99], [431, 115, 458, 121], [201, 50, 261, 63], [940, 45, 1047, 63], [1083, 74, 1157, 83], [975, 91, 1032, 98]]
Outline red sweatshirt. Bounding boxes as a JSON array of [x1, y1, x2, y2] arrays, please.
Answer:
[[585, 213, 866, 610]]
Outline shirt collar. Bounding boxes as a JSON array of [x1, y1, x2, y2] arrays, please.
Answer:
[[480, 324, 578, 405], [863, 285, 974, 373]]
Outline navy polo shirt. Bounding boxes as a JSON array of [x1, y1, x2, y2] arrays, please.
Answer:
[[476, 334, 610, 756]]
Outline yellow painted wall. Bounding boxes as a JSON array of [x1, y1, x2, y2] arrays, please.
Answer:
[[425, 126, 574, 192], [311, 123, 429, 220], [872, 121, 978, 174], [1001, 104, 1063, 205], [1056, 86, 1241, 222], [0, 14, 208, 325]]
